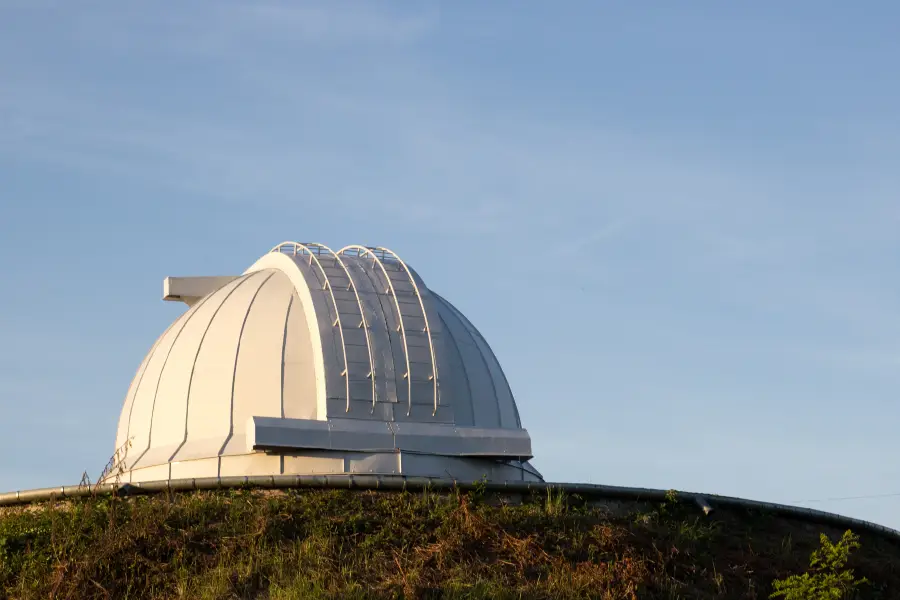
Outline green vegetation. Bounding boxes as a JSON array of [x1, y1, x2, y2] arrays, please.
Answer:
[[771, 530, 869, 599], [0, 487, 897, 599]]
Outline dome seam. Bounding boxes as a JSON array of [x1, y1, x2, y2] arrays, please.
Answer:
[[280, 293, 294, 419], [449, 302, 521, 428], [216, 270, 277, 457], [168, 271, 272, 464], [130, 283, 224, 469], [435, 293, 503, 428], [432, 300, 476, 427], [122, 316, 181, 450]]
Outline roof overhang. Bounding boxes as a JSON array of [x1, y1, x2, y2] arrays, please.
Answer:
[[247, 416, 533, 461], [163, 276, 239, 306]]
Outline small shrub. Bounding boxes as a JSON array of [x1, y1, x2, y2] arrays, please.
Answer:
[[770, 529, 868, 599]]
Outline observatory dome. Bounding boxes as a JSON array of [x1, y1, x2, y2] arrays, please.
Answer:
[[112, 243, 540, 484]]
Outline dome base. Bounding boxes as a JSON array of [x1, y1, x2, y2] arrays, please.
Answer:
[[113, 451, 542, 484]]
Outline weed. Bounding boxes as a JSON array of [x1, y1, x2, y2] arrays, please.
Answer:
[[545, 486, 567, 517]]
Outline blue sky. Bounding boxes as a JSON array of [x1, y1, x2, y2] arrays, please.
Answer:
[[2, 1, 900, 527]]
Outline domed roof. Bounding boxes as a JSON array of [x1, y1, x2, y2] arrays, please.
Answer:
[[113, 243, 540, 483]]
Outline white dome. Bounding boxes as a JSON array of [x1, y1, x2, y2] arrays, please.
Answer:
[[113, 243, 539, 483]]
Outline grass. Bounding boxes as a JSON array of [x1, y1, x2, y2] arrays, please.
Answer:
[[0, 487, 898, 599]]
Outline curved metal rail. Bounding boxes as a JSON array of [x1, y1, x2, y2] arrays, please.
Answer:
[[373, 247, 440, 415], [270, 242, 351, 411], [338, 245, 414, 415], [3, 476, 899, 545], [303, 242, 377, 411]]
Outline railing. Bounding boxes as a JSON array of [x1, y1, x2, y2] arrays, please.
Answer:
[[302, 242, 377, 411], [269, 243, 439, 414], [372, 247, 440, 415], [270, 242, 351, 411], [337, 245, 416, 416]]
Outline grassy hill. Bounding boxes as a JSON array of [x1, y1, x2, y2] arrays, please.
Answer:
[[0, 486, 898, 599]]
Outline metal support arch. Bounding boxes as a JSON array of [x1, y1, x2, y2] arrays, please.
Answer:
[[302, 242, 378, 411], [270, 242, 352, 411], [337, 245, 415, 416], [373, 247, 440, 415]]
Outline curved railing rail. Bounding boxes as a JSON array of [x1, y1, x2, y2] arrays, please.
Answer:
[[373, 247, 440, 415], [303, 242, 377, 411], [2, 476, 898, 544], [338, 245, 415, 415], [270, 242, 351, 410]]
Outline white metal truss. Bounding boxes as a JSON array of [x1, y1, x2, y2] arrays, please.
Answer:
[[372, 247, 440, 416], [302, 242, 377, 411], [337, 245, 415, 416], [270, 242, 351, 411]]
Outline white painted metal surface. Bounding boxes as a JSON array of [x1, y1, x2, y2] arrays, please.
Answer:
[[111, 242, 539, 484]]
